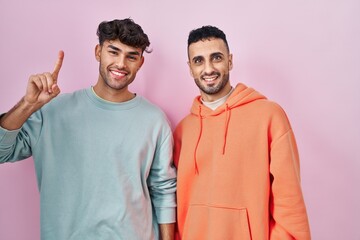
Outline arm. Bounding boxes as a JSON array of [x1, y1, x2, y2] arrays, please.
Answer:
[[148, 129, 177, 238], [0, 51, 64, 163], [0, 97, 42, 130], [269, 129, 311, 240], [159, 223, 175, 240], [0, 51, 64, 130]]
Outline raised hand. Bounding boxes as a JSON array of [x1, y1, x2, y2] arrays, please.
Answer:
[[0, 51, 65, 130], [24, 51, 64, 108]]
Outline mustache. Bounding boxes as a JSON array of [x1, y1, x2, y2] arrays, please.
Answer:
[[109, 66, 129, 73], [201, 72, 220, 78]]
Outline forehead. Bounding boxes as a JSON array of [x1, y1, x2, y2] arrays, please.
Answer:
[[188, 38, 228, 58]]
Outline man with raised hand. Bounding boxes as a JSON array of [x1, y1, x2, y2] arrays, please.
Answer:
[[0, 18, 176, 240]]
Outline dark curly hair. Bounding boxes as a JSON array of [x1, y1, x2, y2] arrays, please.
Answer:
[[97, 18, 151, 53], [187, 25, 229, 52]]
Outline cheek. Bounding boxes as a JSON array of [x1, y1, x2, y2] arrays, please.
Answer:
[[190, 67, 201, 78], [219, 64, 230, 73], [130, 63, 141, 73]]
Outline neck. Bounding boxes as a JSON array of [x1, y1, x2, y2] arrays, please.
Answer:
[[92, 83, 135, 103], [201, 84, 232, 102]]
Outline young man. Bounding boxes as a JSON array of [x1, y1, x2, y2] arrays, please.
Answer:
[[0, 19, 176, 240], [174, 26, 311, 239]]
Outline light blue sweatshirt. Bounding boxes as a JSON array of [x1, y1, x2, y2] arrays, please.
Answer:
[[0, 88, 177, 240]]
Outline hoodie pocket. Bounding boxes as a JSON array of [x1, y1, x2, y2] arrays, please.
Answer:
[[182, 204, 251, 240]]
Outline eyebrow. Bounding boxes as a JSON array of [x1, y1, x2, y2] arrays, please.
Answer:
[[107, 44, 141, 56], [191, 52, 224, 62], [210, 52, 224, 58]]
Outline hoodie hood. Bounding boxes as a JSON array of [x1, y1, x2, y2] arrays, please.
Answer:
[[190, 83, 266, 117], [190, 83, 266, 174]]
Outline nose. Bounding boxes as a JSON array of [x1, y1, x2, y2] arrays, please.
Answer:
[[203, 60, 215, 74], [115, 55, 126, 69]]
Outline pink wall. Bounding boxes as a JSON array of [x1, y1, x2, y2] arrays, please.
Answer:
[[0, 0, 359, 239]]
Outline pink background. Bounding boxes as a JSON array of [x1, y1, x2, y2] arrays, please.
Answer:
[[0, 0, 359, 239]]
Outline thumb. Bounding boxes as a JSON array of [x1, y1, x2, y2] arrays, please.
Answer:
[[50, 84, 61, 98]]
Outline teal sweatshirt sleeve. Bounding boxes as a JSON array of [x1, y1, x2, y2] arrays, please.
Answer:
[[0, 111, 42, 163], [147, 128, 177, 224]]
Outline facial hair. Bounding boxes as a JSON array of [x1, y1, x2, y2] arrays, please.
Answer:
[[98, 61, 134, 91], [194, 72, 230, 95]]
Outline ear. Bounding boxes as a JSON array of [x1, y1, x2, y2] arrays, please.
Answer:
[[187, 61, 194, 78], [228, 53, 233, 71], [95, 44, 101, 62], [139, 56, 145, 69]]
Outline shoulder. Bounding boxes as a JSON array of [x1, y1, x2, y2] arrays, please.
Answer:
[[137, 96, 172, 127], [253, 99, 293, 134], [173, 112, 195, 138], [46, 89, 85, 105], [245, 98, 289, 119], [138, 97, 167, 117], [40, 89, 87, 116], [55, 89, 85, 103]]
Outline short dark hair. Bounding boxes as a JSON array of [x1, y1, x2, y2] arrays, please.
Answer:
[[187, 26, 229, 52], [97, 18, 151, 53]]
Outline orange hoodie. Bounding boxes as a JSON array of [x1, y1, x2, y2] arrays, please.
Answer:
[[174, 83, 311, 240]]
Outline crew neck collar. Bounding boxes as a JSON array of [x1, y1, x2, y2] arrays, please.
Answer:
[[84, 87, 141, 110]]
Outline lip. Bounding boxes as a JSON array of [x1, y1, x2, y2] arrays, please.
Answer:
[[110, 69, 128, 80], [201, 74, 219, 84]]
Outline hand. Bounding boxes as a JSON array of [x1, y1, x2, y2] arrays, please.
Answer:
[[24, 51, 64, 109]]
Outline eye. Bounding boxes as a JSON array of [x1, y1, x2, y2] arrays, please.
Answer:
[[127, 55, 138, 61], [193, 57, 203, 64], [212, 55, 223, 62], [109, 51, 118, 56]]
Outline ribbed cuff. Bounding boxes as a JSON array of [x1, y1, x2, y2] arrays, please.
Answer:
[[155, 207, 176, 224]]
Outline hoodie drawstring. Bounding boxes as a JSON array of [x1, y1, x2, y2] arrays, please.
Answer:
[[194, 105, 231, 174], [194, 105, 203, 174], [223, 104, 231, 154]]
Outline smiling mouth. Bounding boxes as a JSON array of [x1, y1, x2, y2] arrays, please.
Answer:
[[110, 70, 127, 79], [202, 74, 219, 83]]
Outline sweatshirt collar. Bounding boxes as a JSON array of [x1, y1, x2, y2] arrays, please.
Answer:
[[84, 87, 141, 111]]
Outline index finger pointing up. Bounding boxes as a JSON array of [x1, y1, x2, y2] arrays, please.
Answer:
[[51, 50, 64, 82]]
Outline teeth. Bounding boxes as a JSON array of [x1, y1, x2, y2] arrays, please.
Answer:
[[203, 76, 217, 82], [111, 71, 125, 76]]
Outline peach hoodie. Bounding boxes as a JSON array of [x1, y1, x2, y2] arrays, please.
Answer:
[[174, 83, 311, 240]]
